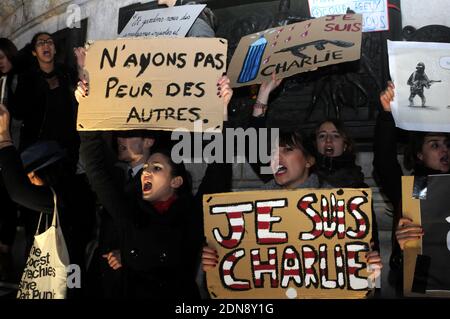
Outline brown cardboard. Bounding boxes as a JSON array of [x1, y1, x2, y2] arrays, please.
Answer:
[[402, 176, 423, 297], [77, 37, 227, 132], [228, 14, 362, 88], [203, 187, 373, 299]]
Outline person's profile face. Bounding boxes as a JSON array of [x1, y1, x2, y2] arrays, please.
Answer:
[[418, 135, 449, 173], [0, 49, 13, 74]]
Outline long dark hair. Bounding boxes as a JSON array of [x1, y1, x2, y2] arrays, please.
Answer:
[[0, 38, 18, 72], [404, 131, 450, 170], [279, 129, 316, 159]]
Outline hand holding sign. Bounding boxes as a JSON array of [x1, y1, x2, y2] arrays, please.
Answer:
[[396, 217, 424, 250], [0, 104, 12, 144], [379, 81, 395, 112]]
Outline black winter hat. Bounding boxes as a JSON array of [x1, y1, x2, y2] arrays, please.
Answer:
[[20, 140, 66, 173]]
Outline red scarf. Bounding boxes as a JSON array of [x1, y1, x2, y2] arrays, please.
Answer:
[[152, 195, 177, 214]]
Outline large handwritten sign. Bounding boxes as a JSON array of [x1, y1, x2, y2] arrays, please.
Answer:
[[77, 38, 227, 132], [308, 0, 388, 32], [119, 4, 206, 38], [204, 188, 373, 299], [228, 14, 362, 88]]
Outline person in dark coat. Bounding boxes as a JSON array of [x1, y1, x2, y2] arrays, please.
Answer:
[[0, 38, 20, 282], [375, 82, 449, 292], [10, 32, 81, 169], [78, 76, 233, 299], [86, 130, 157, 298], [0, 104, 94, 298]]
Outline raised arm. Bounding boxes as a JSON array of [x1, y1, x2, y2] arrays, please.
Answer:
[[0, 104, 53, 213], [373, 81, 403, 209]]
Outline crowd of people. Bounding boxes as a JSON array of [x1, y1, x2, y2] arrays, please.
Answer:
[[0, 3, 449, 300]]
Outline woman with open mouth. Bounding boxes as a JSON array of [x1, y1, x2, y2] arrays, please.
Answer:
[[376, 81, 450, 291], [202, 74, 383, 287], [79, 75, 233, 299], [314, 119, 366, 188]]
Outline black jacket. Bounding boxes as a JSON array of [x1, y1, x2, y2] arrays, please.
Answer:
[[316, 152, 366, 188], [0, 145, 92, 272], [79, 131, 231, 299], [11, 63, 80, 171]]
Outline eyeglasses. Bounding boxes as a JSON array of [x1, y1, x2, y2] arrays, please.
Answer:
[[35, 39, 54, 47]]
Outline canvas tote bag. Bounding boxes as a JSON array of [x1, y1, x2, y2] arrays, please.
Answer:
[[17, 188, 70, 299]]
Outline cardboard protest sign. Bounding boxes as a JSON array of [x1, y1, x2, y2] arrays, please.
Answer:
[[402, 175, 450, 297], [77, 38, 227, 132], [119, 4, 206, 38], [228, 14, 362, 88], [203, 187, 373, 299], [308, 0, 388, 32], [388, 41, 450, 132]]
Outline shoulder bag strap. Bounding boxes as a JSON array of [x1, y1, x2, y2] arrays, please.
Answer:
[[49, 187, 60, 228]]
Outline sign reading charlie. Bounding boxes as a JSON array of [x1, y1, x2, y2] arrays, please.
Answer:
[[204, 188, 373, 299], [77, 38, 227, 132], [228, 14, 362, 88]]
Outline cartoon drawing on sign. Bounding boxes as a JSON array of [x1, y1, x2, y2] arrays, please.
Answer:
[[275, 39, 354, 59], [238, 35, 268, 83], [406, 62, 442, 108]]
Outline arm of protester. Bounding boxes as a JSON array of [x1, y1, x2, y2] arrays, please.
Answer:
[[195, 75, 233, 198], [202, 245, 219, 272], [379, 81, 394, 112], [0, 104, 12, 148], [0, 104, 53, 213], [74, 46, 87, 82], [373, 81, 403, 212], [217, 75, 232, 121], [102, 250, 123, 270], [396, 217, 424, 250], [252, 72, 282, 118]]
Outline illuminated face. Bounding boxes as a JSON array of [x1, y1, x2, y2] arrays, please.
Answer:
[[316, 121, 346, 157], [140, 153, 181, 202], [117, 137, 154, 168], [32, 34, 55, 66], [0, 49, 13, 74], [27, 172, 45, 186], [418, 135, 449, 173], [271, 145, 312, 189]]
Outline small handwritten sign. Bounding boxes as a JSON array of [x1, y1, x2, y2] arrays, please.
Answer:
[[77, 37, 227, 132], [308, 0, 388, 32], [119, 4, 206, 38]]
